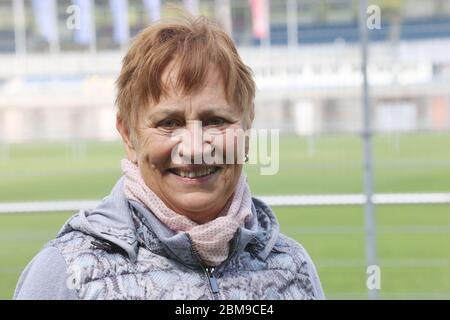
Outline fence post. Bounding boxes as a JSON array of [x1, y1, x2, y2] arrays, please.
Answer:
[[359, 0, 379, 300]]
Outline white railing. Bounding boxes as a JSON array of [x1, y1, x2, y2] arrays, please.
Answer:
[[1, 192, 449, 214]]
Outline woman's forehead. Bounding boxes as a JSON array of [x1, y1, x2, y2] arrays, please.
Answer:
[[144, 62, 239, 116], [161, 59, 225, 94]]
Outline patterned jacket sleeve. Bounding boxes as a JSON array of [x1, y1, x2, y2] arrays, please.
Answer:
[[278, 234, 325, 300]]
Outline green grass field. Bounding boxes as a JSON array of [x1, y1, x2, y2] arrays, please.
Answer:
[[1, 133, 449, 299]]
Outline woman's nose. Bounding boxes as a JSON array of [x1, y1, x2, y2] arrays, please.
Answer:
[[177, 121, 213, 164]]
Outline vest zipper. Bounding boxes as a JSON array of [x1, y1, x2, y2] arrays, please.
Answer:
[[204, 267, 220, 298], [186, 229, 243, 300]]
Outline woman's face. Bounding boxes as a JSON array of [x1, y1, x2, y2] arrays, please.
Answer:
[[118, 66, 247, 224]]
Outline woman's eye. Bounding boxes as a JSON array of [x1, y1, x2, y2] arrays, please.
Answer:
[[204, 117, 226, 127], [158, 119, 181, 128]]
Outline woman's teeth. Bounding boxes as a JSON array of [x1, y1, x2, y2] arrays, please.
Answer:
[[171, 167, 219, 178]]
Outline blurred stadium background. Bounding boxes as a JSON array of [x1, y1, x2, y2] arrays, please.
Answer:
[[0, 0, 449, 299]]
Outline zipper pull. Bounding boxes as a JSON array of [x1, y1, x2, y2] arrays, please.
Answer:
[[205, 267, 219, 294]]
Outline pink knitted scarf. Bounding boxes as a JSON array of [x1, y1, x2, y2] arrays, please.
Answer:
[[121, 159, 253, 266]]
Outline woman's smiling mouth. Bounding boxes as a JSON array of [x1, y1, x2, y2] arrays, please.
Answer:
[[168, 165, 222, 183]]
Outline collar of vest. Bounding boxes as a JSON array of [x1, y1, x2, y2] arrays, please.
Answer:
[[57, 176, 280, 266]]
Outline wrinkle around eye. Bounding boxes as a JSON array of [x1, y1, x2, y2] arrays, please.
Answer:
[[139, 126, 176, 137], [157, 118, 184, 128]]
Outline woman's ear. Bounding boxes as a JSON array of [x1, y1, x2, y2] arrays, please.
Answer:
[[116, 115, 138, 164], [245, 102, 255, 130]]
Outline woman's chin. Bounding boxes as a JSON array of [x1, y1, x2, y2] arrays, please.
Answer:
[[178, 194, 217, 211], [157, 167, 238, 222], [168, 193, 224, 221]]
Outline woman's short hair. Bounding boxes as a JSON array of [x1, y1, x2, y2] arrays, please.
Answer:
[[116, 15, 256, 133]]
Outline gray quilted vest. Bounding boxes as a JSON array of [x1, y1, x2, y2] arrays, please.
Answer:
[[46, 177, 324, 300]]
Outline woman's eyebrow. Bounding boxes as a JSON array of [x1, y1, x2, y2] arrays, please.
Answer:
[[198, 107, 233, 118], [147, 107, 184, 119], [147, 104, 236, 119]]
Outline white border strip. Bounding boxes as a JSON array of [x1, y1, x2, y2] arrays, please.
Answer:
[[0, 193, 449, 214], [261, 193, 450, 206], [0, 200, 100, 214]]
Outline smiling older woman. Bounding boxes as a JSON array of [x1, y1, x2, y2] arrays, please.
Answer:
[[14, 16, 324, 300]]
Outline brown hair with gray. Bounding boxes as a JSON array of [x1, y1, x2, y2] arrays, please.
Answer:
[[115, 15, 256, 134]]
